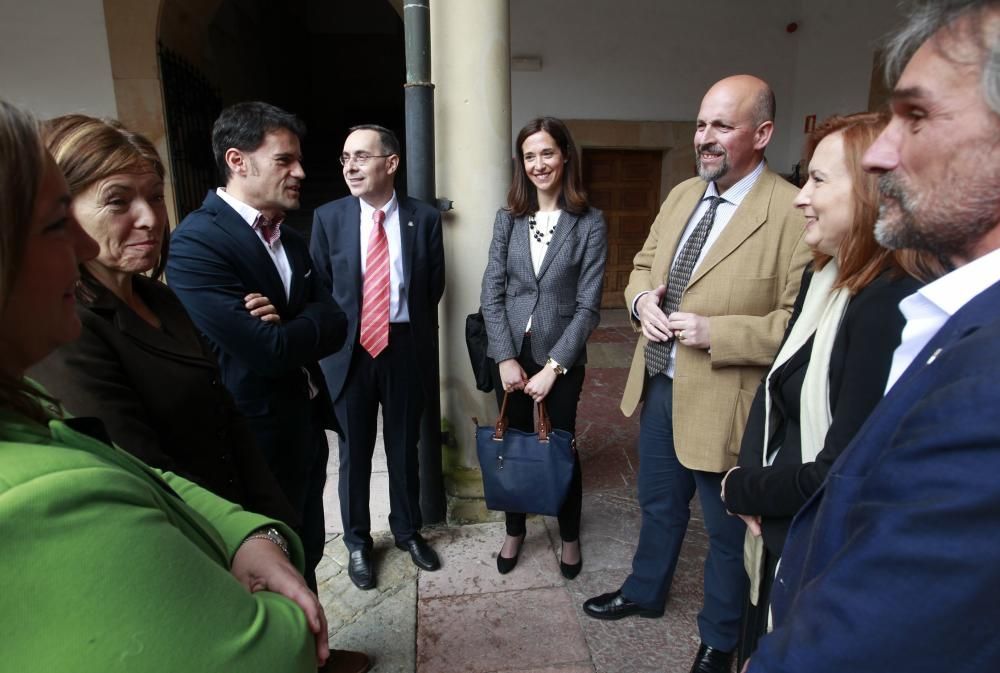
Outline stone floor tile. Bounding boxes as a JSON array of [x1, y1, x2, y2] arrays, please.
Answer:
[[416, 588, 590, 673], [419, 519, 561, 599], [550, 489, 641, 573], [328, 579, 417, 673]]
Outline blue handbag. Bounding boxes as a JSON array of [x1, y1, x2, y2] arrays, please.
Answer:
[[475, 393, 575, 517]]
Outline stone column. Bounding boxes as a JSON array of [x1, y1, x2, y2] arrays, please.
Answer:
[[431, 0, 511, 521]]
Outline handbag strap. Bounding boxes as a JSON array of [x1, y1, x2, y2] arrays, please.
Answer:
[[494, 391, 552, 442], [494, 392, 511, 439], [535, 399, 552, 441]]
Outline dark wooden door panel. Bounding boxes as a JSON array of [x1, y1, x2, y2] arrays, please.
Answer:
[[583, 149, 662, 308]]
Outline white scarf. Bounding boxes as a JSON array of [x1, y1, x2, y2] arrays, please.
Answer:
[[745, 260, 851, 608]]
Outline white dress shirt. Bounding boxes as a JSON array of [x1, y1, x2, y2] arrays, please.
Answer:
[[359, 192, 410, 323], [885, 247, 1000, 392], [633, 160, 767, 378], [216, 188, 292, 299]]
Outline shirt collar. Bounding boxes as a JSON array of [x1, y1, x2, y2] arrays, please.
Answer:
[[705, 160, 766, 206], [911, 247, 1000, 319], [359, 191, 398, 224], [216, 187, 274, 229]]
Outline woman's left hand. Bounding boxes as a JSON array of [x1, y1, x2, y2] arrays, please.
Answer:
[[231, 539, 329, 666], [245, 293, 281, 324], [524, 367, 558, 402]]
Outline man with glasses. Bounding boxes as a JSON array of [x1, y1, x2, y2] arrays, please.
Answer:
[[311, 125, 445, 590]]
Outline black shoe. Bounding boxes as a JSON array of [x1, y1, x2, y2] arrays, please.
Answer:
[[689, 642, 734, 673], [320, 649, 372, 673], [347, 549, 375, 590], [582, 590, 664, 620], [496, 533, 525, 575], [395, 533, 441, 571], [559, 539, 582, 580]]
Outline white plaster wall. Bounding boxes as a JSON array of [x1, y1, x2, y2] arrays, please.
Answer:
[[783, 0, 903, 166], [511, 0, 902, 173], [0, 0, 117, 118]]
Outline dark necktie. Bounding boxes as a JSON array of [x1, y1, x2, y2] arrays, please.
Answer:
[[644, 195, 725, 376], [360, 209, 390, 357], [254, 213, 283, 246]]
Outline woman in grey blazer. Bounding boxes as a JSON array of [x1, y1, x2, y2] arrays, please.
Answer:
[[480, 117, 608, 578]]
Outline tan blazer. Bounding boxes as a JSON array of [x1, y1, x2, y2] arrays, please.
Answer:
[[621, 168, 810, 473]]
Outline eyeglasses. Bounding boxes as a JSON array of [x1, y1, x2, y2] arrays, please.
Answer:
[[339, 153, 393, 167]]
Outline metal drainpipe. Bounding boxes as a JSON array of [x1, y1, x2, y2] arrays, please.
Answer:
[[404, 0, 447, 524]]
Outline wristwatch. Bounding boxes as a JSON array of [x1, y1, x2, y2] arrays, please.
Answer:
[[243, 526, 290, 559], [546, 357, 567, 376]]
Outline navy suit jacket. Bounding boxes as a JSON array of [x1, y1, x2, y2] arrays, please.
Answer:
[[750, 279, 1000, 672], [309, 194, 445, 403], [166, 191, 346, 431]]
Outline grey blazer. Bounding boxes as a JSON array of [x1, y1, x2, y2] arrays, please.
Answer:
[[480, 206, 607, 368]]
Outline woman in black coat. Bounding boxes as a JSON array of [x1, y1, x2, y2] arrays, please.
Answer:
[[29, 114, 296, 526], [720, 112, 943, 666]]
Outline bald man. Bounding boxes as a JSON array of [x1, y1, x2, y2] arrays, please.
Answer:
[[583, 75, 810, 673]]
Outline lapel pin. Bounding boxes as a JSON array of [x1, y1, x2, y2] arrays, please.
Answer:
[[408, 220, 414, 227], [926, 347, 942, 364]]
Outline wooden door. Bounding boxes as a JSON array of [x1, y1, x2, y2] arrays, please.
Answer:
[[583, 149, 662, 308]]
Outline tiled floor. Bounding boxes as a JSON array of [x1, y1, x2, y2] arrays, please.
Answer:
[[319, 309, 712, 673]]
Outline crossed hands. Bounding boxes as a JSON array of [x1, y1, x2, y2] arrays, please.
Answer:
[[636, 286, 711, 350], [245, 293, 281, 323], [498, 358, 557, 403]]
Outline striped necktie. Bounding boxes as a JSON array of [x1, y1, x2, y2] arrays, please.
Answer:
[[644, 195, 725, 375], [360, 209, 390, 358]]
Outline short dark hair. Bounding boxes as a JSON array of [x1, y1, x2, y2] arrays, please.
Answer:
[[212, 101, 306, 183], [507, 117, 589, 217], [347, 124, 401, 156]]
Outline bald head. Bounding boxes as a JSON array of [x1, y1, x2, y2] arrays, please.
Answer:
[[694, 75, 776, 191]]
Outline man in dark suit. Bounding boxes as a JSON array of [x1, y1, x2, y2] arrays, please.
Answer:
[[748, 1, 1000, 671], [166, 102, 346, 596], [311, 125, 445, 589]]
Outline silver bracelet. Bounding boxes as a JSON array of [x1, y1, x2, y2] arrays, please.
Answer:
[[242, 526, 290, 559]]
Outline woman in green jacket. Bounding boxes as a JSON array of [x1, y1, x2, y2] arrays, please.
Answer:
[[0, 101, 338, 672]]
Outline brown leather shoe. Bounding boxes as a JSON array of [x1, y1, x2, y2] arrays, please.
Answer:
[[319, 649, 371, 673]]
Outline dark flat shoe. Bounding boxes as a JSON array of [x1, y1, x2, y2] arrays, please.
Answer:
[[559, 540, 582, 579], [689, 642, 734, 673], [347, 548, 375, 590], [582, 590, 663, 620], [496, 533, 525, 575], [395, 533, 441, 571]]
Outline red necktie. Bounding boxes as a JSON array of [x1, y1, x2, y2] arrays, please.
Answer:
[[360, 209, 390, 357], [254, 213, 283, 246]]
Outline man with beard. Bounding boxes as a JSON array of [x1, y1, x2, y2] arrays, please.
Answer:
[[583, 75, 810, 673], [746, 1, 1000, 671]]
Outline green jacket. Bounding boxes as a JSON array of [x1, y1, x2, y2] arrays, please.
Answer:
[[0, 399, 316, 672]]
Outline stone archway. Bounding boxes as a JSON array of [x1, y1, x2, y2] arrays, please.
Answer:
[[102, 0, 225, 227]]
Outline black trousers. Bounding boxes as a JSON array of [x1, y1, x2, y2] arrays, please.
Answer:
[[248, 395, 328, 592], [335, 324, 424, 551], [491, 333, 584, 541]]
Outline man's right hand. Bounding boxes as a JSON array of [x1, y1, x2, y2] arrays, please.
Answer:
[[637, 285, 672, 343]]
